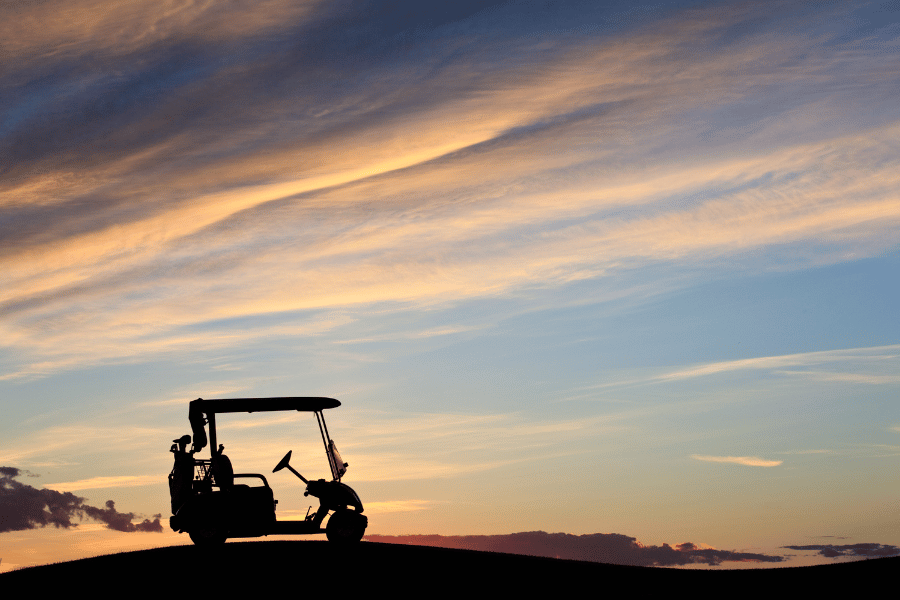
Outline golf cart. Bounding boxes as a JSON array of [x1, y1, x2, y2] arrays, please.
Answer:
[[167, 397, 367, 545]]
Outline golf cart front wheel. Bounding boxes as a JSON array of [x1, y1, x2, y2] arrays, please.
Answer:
[[326, 509, 366, 544]]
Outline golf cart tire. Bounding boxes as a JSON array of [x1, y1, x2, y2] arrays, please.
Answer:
[[189, 524, 227, 546], [326, 509, 366, 544]]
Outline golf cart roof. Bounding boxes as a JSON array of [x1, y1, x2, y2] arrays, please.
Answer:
[[190, 397, 341, 414]]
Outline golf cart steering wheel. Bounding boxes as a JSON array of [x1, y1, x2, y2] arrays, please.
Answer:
[[273, 450, 292, 472]]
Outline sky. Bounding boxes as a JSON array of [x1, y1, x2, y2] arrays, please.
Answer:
[[1, 0, 899, 571]]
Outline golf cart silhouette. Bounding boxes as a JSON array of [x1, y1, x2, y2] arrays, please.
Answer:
[[168, 397, 367, 545]]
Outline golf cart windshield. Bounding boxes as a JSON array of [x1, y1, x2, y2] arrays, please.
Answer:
[[328, 440, 347, 480]]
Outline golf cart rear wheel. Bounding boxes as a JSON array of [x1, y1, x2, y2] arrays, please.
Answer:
[[189, 524, 227, 545], [326, 509, 366, 544]]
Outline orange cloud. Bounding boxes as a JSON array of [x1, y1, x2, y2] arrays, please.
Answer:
[[690, 455, 783, 467], [2, 0, 898, 378]]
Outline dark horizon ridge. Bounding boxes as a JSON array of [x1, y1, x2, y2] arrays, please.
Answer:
[[2, 540, 894, 592]]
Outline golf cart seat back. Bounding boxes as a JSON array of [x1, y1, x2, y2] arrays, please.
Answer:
[[212, 454, 275, 522], [212, 454, 235, 488]]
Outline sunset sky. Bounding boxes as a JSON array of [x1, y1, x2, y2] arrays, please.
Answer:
[[2, 0, 899, 571]]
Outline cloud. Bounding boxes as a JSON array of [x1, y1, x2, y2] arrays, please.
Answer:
[[660, 346, 900, 382], [336, 410, 626, 482], [351, 500, 437, 514], [80, 500, 164, 533], [0, 423, 170, 465], [2, 0, 899, 379], [0, 467, 162, 533], [782, 543, 900, 559], [774, 370, 900, 385], [691, 455, 783, 467], [588, 345, 900, 390], [42, 475, 160, 492], [365, 531, 785, 566]]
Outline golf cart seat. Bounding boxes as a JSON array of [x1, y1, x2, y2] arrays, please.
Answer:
[[210, 453, 276, 528], [212, 454, 240, 489]]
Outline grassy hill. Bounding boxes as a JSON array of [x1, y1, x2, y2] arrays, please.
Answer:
[[1, 540, 893, 592]]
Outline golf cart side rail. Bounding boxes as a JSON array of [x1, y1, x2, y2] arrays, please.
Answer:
[[234, 473, 270, 487]]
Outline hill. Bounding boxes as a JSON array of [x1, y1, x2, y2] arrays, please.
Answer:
[[1, 540, 894, 592]]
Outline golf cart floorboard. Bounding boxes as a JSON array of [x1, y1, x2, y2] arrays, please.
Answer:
[[269, 520, 323, 535]]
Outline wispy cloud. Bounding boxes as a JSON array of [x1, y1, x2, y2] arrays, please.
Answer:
[[2, 1, 899, 378], [691, 455, 783, 467], [659, 346, 900, 383], [774, 370, 900, 385], [0, 424, 169, 465], [366, 531, 786, 566], [2, 407, 626, 485], [362, 500, 439, 514], [42, 475, 160, 492], [783, 543, 900, 559], [581, 345, 900, 392], [335, 409, 627, 482]]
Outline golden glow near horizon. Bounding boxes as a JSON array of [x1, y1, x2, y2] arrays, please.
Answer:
[[2, 0, 899, 571]]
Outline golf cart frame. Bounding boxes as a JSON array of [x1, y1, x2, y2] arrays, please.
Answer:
[[168, 397, 367, 545]]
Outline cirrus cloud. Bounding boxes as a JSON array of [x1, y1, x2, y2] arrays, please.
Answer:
[[690, 455, 783, 467], [1, 0, 899, 380]]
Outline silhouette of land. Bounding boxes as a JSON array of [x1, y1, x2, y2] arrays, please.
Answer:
[[1, 540, 893, 592]]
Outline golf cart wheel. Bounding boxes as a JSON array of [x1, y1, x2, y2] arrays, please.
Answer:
[[326, 509, 366, 544], [189, 524, 227, 546]]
